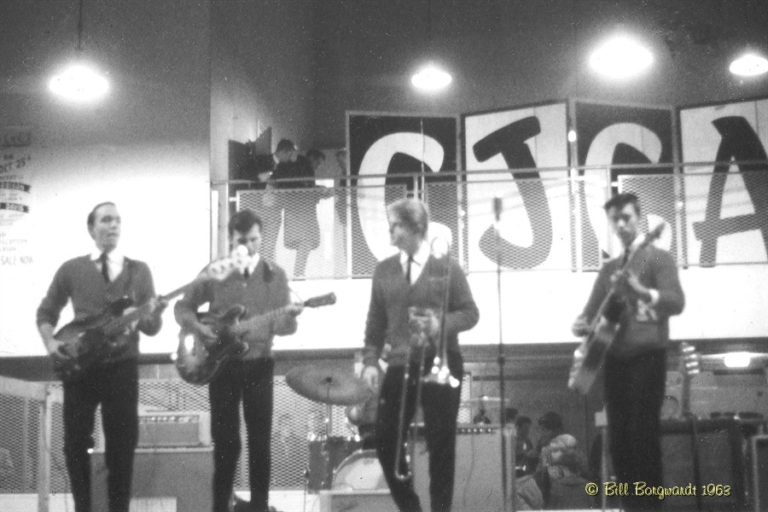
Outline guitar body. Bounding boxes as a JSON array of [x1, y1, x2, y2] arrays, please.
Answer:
[[568, 317, 619, 395], [568, 224, 667, 396], [175, 305, 250, 385], [175, 292, 337, 385], [53, 297, 135, 382]]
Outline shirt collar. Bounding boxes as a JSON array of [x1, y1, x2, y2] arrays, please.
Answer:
[[400, 240, 430, 268], [90, 247, 124, 264], [246, 253, 261, 275]]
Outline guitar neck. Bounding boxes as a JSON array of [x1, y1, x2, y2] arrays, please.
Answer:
[[231, 293, 335, 336], [103, 283, 193, 335], [232, 305, 293, 336]]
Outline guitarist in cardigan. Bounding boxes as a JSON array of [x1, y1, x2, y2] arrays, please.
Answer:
[[36, 202, 166, 512], [571, 193, 685, 512], [174, 209, 303, 512]]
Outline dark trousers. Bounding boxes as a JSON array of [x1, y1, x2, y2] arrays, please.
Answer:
[[605, 349, 666, 512], [376, 352, 462, 512], [209, 358, 274, 512], [62, 360, 138, 512]]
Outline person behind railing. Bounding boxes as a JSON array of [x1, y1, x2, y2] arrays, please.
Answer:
[[267, 139, 320, 279]]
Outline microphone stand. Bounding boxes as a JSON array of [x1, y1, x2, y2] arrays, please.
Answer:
[[494, 197, 515, 512]]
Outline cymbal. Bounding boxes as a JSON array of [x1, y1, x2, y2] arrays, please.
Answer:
[[286, 365, 372, 406]]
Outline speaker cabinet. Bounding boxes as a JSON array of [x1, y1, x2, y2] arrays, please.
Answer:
[[661, 419, 746, 511], [753, 435, 768, 512], [91, 448, 213, 512], [413, 426, 504, 512]]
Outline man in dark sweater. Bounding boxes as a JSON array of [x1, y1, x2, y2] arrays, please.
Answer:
[[572, 193, 685, 512], [174, 209, 303, 512], [37, 201, 165, 512], [361, 198, 479, 512]]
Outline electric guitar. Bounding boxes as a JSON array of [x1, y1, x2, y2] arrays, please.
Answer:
[[567, 223, 665, 395], [52, 251, 247, 382], [175, 292, 337, 385]]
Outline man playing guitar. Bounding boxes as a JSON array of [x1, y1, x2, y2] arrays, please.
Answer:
[[36, 201, 166, 512], [174, 209, 303, 512], [571, 193, 685, 512]]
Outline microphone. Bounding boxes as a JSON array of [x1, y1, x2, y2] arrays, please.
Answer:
[[493, 196, 502, 223]]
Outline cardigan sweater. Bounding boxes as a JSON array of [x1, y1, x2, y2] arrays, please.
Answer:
[[36, 254, 160, 362], [363, 253, 479, 367]]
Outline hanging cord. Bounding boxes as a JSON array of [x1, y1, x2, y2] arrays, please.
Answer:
[[76, 0, 84, 52]]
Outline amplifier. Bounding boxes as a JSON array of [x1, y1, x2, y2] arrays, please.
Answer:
[[414, 425, 504, 512], [136, 411, 211, 448]]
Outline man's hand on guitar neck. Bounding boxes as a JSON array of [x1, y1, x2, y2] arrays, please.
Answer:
[[123, 296, 168, 335], [272, 303, 304, 337], [610, 270, 655, 304]]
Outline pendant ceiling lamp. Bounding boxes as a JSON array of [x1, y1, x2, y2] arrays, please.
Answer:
[[729, 51, 768, 77], [589, 32, 654, 80], [48, 0, 110, 104]]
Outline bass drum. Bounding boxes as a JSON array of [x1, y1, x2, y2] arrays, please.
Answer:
[[332, 449, 387, 491]]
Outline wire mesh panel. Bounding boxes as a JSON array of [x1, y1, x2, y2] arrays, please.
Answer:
[[351, 184, 408, 277], [424, 181, 463, 265], [619, 174, 681, 262], [678, 169, 768, 267], [0, 394, 32, 492], [238, 188, 340, 279], [464, 176, 577, 272]]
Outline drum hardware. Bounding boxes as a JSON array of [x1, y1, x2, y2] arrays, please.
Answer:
[[285, 366, 371, 491]]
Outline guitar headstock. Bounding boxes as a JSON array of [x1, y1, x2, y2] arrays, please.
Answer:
[[304, 292, 336, 308], [640, 222, 666, 249], [197, 245, 250, 282]]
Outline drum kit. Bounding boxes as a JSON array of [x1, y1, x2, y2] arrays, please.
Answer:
[[285, 365, 386, 491]]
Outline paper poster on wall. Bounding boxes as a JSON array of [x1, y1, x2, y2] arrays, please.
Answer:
[[679, 98, 768, 266], [347, 113, 458, 275], [574, 101, 675, 264], [0, 126, 36, 355], [0, 126, 34, 262], [463, 102, 570, 271]]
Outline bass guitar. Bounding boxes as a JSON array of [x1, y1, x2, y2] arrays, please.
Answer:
[[567, 223, 665, 395], [52, 250, 248, 382], [175, 292, 337, 385]]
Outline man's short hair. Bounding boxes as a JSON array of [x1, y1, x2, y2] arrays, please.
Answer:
[[276, 139, 296, 153], [228, 209, 262, 236], [306, 148, 325, 161], [387, 198, 429, 237], [87, 202, 116, 229], [604, 192, 641, 214]]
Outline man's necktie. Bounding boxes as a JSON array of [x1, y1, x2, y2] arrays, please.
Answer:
[[405, 256, 413, 284], [99, 252, 110, 283], [621, 247, 631, 267], [243, 267, 250, 280]]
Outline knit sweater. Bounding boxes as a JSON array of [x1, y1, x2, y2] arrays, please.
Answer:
[[363, 254, 479, 367], [174, 258, 294, 360], [36, 254, 160, 362]]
